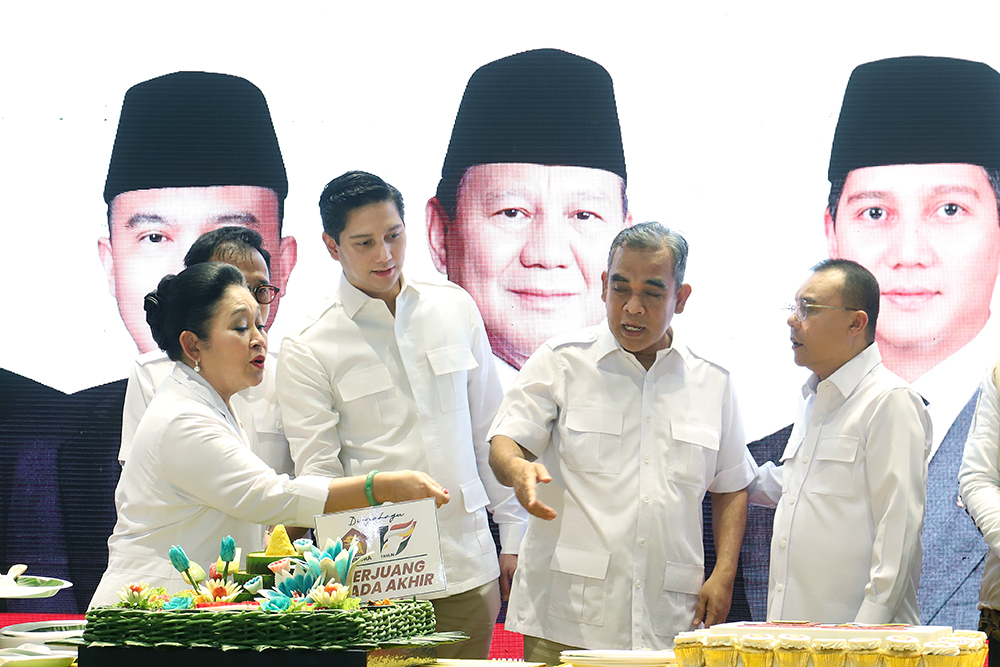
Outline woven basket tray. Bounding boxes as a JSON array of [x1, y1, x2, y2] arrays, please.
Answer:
[[83, 600, 435, 650]]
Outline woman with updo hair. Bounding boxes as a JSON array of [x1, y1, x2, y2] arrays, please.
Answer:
[[90, 263, 449, 606]]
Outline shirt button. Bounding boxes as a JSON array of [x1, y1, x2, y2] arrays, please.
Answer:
[[643, 495, 650, 503], [639, 538, 646, 546], [635, 581, 642, 589], [780, 539, 787, 549], [643, 455, 650, 463], [802, 455, 810, 463], [789, 496, 796, 505], [276, 422, 282, 429], [645, 415, 651, 423], [776, 583, 784, 592], [815, 414, 824, 422]]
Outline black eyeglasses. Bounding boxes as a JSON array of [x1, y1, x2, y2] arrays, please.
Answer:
[[252, 284, 281, 305]]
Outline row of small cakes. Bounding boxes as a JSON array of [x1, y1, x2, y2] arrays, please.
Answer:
[[673, 630, 987, 667]]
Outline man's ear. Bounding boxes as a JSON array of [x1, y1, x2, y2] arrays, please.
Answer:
[[426, 197, 450, 276], [97, 236, 116, 297], [824, 207, 841, 258], [601, 270, 609, 303], [179, 330, 201, 365], [675, 284, 693, 314], [849, 309, 870, 339], [322, 232, 340, 262]]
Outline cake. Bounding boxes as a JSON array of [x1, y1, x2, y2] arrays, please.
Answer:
[[77, 530, 456, 667], [881, 635, 921, 667]]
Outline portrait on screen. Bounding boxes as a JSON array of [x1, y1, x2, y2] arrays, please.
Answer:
[[744, 56, 1000, 629], [426, 48, 631, 385]]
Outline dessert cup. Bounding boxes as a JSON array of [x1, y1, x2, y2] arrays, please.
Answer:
[[704, 634, 738, 667], [774, 634, 811, 667], [674, 630, 708, 667], [882, 635, 921, 667], [921, 641, 961, 667], [846, 637, 883, 667], [740, 634, 776, 667], [811, 638, 847, 667]]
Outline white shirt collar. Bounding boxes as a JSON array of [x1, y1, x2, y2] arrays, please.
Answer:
[[805, 342, 882, 400], [596, 323, 690, 369], [171, 361, 242, 434], [337, 272, 414, 319]]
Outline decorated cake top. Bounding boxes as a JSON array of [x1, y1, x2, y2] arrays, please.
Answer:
[[118, 526, 365, 612]]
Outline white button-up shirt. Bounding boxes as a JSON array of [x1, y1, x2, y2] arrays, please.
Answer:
[[120, 350, 293, 476], [958, 363, 1000, 610], [90, 363, 330, 607], [276, 274, 525, 598], [753, 343, 931, 624], [488, 324, 756, 649]]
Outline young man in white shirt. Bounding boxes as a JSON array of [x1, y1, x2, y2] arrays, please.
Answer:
[[489, 223, 755, 664], [276, 171, 525, 659], [752, 259, 931, 623]]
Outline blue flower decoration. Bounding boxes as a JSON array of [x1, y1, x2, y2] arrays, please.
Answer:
[[276, 569, 318, 598], [260, 594, 291, 612], [219, 536, 236, 562], [164, 596, 192, 610], [168, 545, 190, 573]]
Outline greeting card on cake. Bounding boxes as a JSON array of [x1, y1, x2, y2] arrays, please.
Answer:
[[314, 497, 447, 601]]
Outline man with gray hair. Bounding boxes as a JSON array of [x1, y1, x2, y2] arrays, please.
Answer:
[[488, 222, 755, 662]]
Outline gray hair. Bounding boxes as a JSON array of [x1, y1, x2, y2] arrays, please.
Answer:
[[607, 222, 688, 289]]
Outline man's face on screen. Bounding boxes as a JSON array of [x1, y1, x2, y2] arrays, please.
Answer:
[[433, 163, 628, 370], [99, 185, 290, 354], [826, 162, 1000, 356]]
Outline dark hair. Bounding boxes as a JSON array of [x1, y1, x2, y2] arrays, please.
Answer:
[[810, 258, 880, 342], [144, 262, 246, 361], [184, 226, 271, 271], [318, 171, 404, 244], [607, 222, 688, 290], [827, 166, 1000, 223]]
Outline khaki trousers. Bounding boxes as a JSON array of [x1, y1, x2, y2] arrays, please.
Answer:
[[431, 579, 502, 659], [523, 635, 581, 666]]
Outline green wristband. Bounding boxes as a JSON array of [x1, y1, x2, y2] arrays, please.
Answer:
[[365, 470, 380, 506]]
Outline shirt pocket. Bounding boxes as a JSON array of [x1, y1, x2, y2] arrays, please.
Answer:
[[562, 408, 623, 473], [336, 364, 402, 435], [666, 420, 720, 488], [547, 543, 610, 626], [655, 560, 704, 637], [427, 344, 478, 413], [808, 435, 860, 497]]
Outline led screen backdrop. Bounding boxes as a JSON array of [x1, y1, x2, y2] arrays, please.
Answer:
[[3, 0, 1000, 624]]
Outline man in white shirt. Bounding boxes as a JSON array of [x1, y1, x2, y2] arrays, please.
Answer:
[[752, 259, 931, 623], [489, 223, 755, 664], [276, 171, 524, 659], [745, 56, 1000, 628]]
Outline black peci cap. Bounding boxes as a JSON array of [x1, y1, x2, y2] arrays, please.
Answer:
[[104, 71, 288, 205], [829, 56, 1000, 184], [437, 48, 626, 208]]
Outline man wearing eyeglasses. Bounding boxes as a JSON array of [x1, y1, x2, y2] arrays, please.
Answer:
[[118, 226, 293, 478], [745, 56, 1000, 628], [751, 259, 931, 623]]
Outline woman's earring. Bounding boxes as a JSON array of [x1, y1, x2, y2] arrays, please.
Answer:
[[194, 360, 201, 373]]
